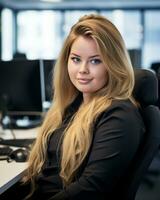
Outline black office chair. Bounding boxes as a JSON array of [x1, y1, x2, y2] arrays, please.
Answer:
[[117, 68, 160, 200]]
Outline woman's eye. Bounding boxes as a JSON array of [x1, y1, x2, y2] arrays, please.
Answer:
[[90, 59, 102, 65], [71, 57, 81, 63]]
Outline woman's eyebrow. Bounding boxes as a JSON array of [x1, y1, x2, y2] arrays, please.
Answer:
[[70, 53, 100, 58], [70, 53, 81, 57], [89, 55, 100, 58]]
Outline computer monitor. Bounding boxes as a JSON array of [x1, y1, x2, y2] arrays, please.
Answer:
[[42, 59, 55, 110], [0, 60, 43, 129]]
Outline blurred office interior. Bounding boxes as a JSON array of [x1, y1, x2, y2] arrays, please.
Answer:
[[0, 1, 160, 199], [0, 0, 160, 69]]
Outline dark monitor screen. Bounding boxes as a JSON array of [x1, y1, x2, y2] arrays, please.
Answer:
[[43, 59, 55, 103], [0, 60, 42, 115]]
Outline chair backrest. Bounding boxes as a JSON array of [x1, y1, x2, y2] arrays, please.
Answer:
[[118, 68, 160, 200]]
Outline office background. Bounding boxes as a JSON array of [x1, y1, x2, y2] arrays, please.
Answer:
[[0, 1, 160, 199], [0, 0, 160, 69]]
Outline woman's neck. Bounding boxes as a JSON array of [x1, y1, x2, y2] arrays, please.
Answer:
[[83, 93, 91, 104]]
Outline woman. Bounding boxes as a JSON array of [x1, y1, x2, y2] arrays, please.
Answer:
[[23, 14, 145, 200]]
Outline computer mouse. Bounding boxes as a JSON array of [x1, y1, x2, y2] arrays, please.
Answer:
[[8, 148, 29, 162]]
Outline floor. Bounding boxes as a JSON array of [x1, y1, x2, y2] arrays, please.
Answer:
[[136, 151, 160, 200]]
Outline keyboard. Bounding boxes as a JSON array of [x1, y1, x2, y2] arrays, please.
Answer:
[[0, 146, 13, 156], [0, 138, 35, 149]]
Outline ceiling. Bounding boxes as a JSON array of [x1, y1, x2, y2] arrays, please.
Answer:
[[0, 0, 160, 10]]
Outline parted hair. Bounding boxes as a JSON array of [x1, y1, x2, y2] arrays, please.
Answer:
[[23, 14, 135, 193]]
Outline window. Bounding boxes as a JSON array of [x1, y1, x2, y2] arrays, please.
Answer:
[[17, 10, 63, 59], [1, 8, 160, 69], [1, 9, 13, 60], [143, 10, 160, 68]]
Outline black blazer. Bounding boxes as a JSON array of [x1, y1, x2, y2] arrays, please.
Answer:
[[32, 99, 145, 200]]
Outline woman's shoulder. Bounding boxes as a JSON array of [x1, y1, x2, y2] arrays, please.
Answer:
[[96, 99, 143, 127], [93, 99, 145, 143], [106, 99, 138, 113]]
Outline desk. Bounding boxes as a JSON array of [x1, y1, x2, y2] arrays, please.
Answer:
[[0, 127, 39, 140], [0, 127, 38, 195], [0, 160, 27, 194]]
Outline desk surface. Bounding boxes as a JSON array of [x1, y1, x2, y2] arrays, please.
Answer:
[[0, 160, 27, 194], [0, 127, 39, 140], [0, 127, 38, 195]]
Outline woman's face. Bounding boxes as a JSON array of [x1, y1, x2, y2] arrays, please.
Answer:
[[68, 36, 108, 102]]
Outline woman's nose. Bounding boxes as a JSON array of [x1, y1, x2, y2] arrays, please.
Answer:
[[79, 62, 89, 74]]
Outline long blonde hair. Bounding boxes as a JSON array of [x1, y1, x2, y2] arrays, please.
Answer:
[[23, 14, 135, 189]]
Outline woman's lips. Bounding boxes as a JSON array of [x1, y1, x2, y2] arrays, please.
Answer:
[[77, 78, 92, 84]]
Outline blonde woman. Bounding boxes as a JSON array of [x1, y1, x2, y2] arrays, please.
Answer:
[[22, 14, 144, 200]]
